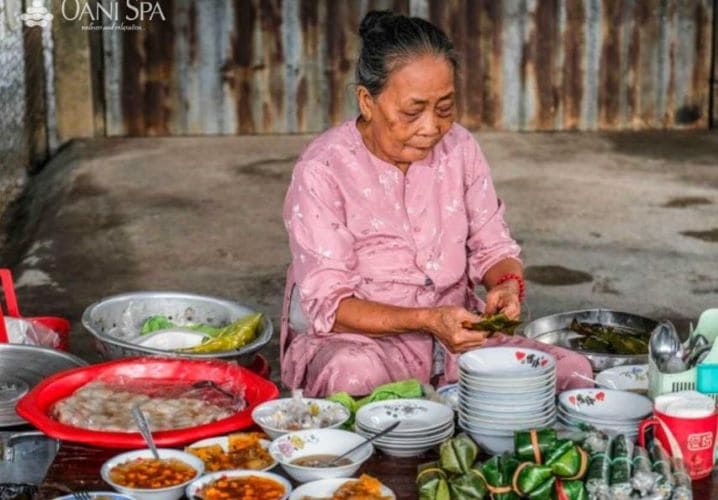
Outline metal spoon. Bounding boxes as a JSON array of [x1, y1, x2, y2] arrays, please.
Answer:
[[649, 321, 683, 361], [325, 421, 400, 467], [131, 404, 160, 459]]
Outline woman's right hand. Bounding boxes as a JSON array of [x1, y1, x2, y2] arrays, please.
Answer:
[[424, 306, 489, 354]]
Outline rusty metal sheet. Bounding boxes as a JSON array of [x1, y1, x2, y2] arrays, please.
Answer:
[[100, 0, 714, 135]]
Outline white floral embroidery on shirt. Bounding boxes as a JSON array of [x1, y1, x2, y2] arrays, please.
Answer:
[[370, 217, 385, 231], [426, 259, 441, 271], [379, 170, 399, 192], [481, 177, 489, 193], [445, 199, 460, 214]]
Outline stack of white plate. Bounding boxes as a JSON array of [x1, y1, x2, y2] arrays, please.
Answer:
[[557, 388, 652, 441], [457, 347, 557, 455], [355, 399, 454, 457]]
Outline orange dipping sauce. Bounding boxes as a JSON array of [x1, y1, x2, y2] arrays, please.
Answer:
[[109, 457, 197, 489], [197, 475, 286, 499]]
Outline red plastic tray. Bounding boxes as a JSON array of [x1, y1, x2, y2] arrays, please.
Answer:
[[16, 357, 279, 448]]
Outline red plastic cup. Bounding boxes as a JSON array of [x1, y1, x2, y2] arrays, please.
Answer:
[[639, 406, 718, 480]]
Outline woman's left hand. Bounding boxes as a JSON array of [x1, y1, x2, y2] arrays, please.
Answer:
[[484, 280, 521, 320]]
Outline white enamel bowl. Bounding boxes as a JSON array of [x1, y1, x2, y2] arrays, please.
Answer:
[[558, 389, 652, 420], [459, 347, 556, 376], [459, 367, 556, 387], [252, 398, 351, 439], [465, 432, 514, 455], [268, 429, 372, 483], [185, 435, 277, 471], [101, 449, 204, 500], [594, 364, 648, 392], [356, 399, 453, 434], [186, 470, 292, 500], [289, 478, 396, 500]]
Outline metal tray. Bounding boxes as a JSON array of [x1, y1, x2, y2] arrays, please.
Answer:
[[517, 309, 658, 371], [82, 291, 272, 365], [0, 344, 87, 427]]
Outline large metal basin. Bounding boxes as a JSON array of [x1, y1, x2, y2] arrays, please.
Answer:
[[0, 344, 87, 427], [82, 291, 272, 365], [518, 309, 659, 372]]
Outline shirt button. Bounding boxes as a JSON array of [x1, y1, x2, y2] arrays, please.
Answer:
[[424, 276, 434, 287]]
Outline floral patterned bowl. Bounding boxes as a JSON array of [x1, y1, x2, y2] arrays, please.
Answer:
[[268, 429, 372, 483]]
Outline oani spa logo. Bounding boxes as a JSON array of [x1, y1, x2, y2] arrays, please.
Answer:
[[61, 0, 166, 22]]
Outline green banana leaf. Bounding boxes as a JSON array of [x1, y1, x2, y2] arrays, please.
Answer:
[[439, 433, 480, 474], [466, 313, 522, 335], [417, 463, 451, 500]]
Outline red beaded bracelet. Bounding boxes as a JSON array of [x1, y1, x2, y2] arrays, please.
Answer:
[[496, 273, 526, 302]]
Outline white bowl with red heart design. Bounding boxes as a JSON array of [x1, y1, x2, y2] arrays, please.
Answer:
[[558, 389, 653, 420], [459, 347, 556, 378]]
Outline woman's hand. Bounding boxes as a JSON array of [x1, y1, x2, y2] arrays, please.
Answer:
[[484, 280, 521, 320], [424, 306, 489, 354]]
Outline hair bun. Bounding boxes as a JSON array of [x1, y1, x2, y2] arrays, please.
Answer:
[[358, 10, 395, 38]]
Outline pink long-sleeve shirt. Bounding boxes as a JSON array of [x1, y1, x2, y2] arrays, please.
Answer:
[[280, 119, 522, 393]]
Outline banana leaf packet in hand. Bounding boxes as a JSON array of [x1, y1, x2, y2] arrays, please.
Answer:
[[179, 312, 262, 353], [465, 313, 522, 336]]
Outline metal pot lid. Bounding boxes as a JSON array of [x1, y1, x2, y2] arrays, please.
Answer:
[[0, 344, 87, 427]]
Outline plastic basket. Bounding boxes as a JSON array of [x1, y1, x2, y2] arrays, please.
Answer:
[[0, 269, 70, 351]]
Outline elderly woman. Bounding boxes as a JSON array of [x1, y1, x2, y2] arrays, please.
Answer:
[[280, 11, 592, 397]]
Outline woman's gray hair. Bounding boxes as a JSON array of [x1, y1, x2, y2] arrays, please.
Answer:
[[356, 10, 458, 96]]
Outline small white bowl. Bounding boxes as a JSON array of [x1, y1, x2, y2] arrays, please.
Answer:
[[101, 448, 204, 500], [289, 477, 396, 500], [269, 429, 372, 483], [186, 470, 292, 499], [459, 347, 556, 377], [252, 398, 351, 439]]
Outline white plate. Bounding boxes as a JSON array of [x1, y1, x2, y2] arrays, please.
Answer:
[[595, 365, 648, 392], [458, 395, 555, 414], [558, 389, 652, 420], [186, 470, 291, 499], [289, 478, 396, 500], [459, 379, 556, 396], [459, 386, 555, 404], [459, 401, 555, 421], [459, 367, 556, 386], [459, 347, 556, 377], [358, 426, 455, 447], [459, 415, 556, 434], [459, 408, 557, 428], [557, 406, 641, 426], [373, 444, 438, 457], [356, 399, 453, 434], [355, 420, 454, 439], [185, 434, 277, 471]]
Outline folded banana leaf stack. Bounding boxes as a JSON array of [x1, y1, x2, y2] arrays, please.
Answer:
[[417, 430, 589, 500], [465, 313, 523, 336], [570, 319, 649, 355]]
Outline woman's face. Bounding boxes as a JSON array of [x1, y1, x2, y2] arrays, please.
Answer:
[[358, 54, 455, 166]]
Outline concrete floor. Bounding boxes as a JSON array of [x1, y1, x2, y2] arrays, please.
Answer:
[[2, 131, 717, 384]]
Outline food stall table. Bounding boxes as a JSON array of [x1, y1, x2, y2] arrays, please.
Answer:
[[37, 440, 718, 499]]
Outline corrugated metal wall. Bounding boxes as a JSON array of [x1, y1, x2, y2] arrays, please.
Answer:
[[98, 0, 715, 134]]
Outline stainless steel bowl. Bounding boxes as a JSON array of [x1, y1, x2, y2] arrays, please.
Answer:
[[517, 309, 658, 371], [0, 344, 87, 427], [82, 291, 272, 365]]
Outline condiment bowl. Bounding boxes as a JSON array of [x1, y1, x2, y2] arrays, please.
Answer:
[[252, 398, 350, 439], [186, 470, 292, 500], [101, 448, 204, 500], [268, 429, 373, 483]]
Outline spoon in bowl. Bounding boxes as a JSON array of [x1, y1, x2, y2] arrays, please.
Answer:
[[325, 421, 401, 467], [131, 404, 160, 460]]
